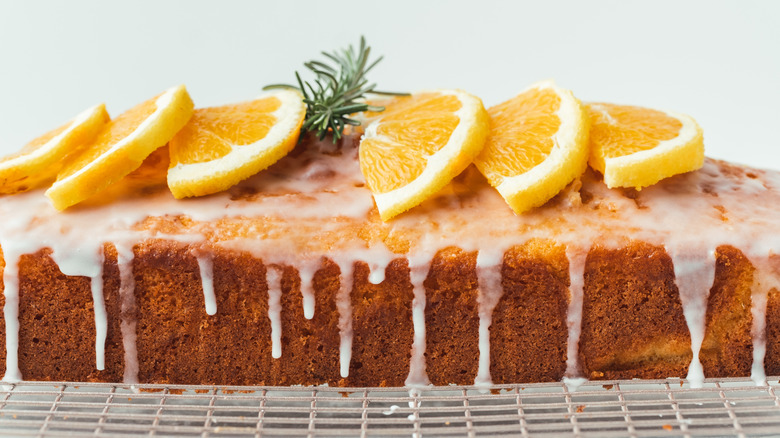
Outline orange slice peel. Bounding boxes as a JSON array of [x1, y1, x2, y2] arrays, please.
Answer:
[[473, 80, 590, 214], [45, 85, 194, 210], [0, 104, 109, 194], [587, 103, 704, 189], [359, 89, 489, 221], [166, 88, 306, 199]]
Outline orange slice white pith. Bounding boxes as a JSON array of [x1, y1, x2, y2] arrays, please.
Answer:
[[359, 89, 489, 221], [45, 85, 194, 210], [167, 88, 306, 199], [587, 103, 704, 189], [473, 80, 590, 214], [0, 104, 109, 194]]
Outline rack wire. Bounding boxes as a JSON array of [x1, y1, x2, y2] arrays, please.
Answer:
[[1, 377, 779, 437]]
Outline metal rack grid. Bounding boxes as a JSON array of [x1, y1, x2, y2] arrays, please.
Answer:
[[1, 378, 779, 437]]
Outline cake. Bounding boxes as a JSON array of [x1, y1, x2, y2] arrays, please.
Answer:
[[0, 132, 778, 387]]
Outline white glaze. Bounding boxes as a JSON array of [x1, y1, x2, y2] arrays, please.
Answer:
[[748, 256, 779, 386], [265, 266, 283, 359], [367, 255, 393, 285], [670, 247, 716, 388], [0, 130, 777, 386], [116, 244, 139, 384], [90, 269, 107, 371], [43, 234, 108, 371], [1, 247, 23, 382], [298, 258, 319, 320], [405, 254, 432, 387], [335, 260, 354, 378], [564, 245, 588, 378], [563, 376, 587, 392], [196, 254, 216, 316], [474, 248, 506, 387], [383, 405, 400, 415]]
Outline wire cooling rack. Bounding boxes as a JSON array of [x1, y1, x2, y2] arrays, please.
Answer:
[[1, 378, 779, 437]]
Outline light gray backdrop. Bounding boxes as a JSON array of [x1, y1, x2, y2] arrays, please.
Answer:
[[1, 0, 778, 168]]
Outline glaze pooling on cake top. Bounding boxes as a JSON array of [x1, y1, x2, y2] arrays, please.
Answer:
[[0, 134, 779, 386]]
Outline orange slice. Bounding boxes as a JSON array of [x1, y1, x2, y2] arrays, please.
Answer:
[[0, 104, 108, 194], [167, 89, 306, 198], [79, 146, 171, 206], [587, 103, 704, 189], [473, 80, 590, 214], [45, 85, 194, 210], [359, 89, 489, 221]]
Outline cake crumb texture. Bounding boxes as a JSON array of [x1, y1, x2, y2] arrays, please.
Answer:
[[579, 242, 692, 380], [0, 241, 777, 385], [490, 240, 569, 383]]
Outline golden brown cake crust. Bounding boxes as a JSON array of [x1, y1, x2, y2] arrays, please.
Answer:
[[423, 248, 480, 386], [1, 247, 124, 382], [1, 133, 779, 386], [280, 259, 341, 386], [349, 259, 414, 387], [0, 239, 773, 386], [490, 242, 568, 383], [766, 289, 780, 376], [579, 242, 692, 380], [700, 245, 754, 377]]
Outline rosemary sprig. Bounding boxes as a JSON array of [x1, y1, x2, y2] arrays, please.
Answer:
[[264, 36, 407, 141]]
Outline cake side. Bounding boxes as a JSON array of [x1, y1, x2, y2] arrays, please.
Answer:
[[0, 238, 773, 386], [700, 245, 754, 377], [579, 242, 692, 380], [0, 246, 124, 382], [0, 133, 779, 386], [490, 240, 569, 383], [766, 288, 780, 375], [424, 247, 480, 386], [281, 259, 342, 386]]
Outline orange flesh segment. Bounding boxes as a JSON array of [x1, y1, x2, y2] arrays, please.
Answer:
[[10, 124, 72, 159], [59, 95, 159, 180], [171, 97, 280, 165], [589, 103, 682, 158], [361, 95, 462, 194], [478, 88, 561, 186]]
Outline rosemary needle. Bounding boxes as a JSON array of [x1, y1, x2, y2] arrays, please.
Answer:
[[265, 36, 408, 142]]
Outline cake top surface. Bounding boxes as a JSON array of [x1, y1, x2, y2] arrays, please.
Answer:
[[1, 110, 779, 389], [0, 132, 778, 271]]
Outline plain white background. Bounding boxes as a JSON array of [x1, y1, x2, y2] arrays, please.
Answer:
[[1, 0, 778, 168]]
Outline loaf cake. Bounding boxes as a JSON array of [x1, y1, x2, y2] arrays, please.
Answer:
[[0, 132, 778, 388]]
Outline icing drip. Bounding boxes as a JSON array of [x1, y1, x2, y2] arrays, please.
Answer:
[[670, 247, 716, 388], [563, 377, 587, 392], [196, 254, 216, 316], [265, 266, 284, 359], [407, 387, 422, 429], [117, 244, 139, 384], [368, 264, 386, 285], [90, 267, 107, 371], [367, 253, 394, 285], [564, 245, 589, 378], [335, 260, 354, 378], [298, 259, 320, 320], [474, 248, 505, 387], [405, 254, 432, 387], [0, 128, 777, 387], [748, 256, 779, 386], [1, 247, 23, 382], [51, 245, 108, 371]]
